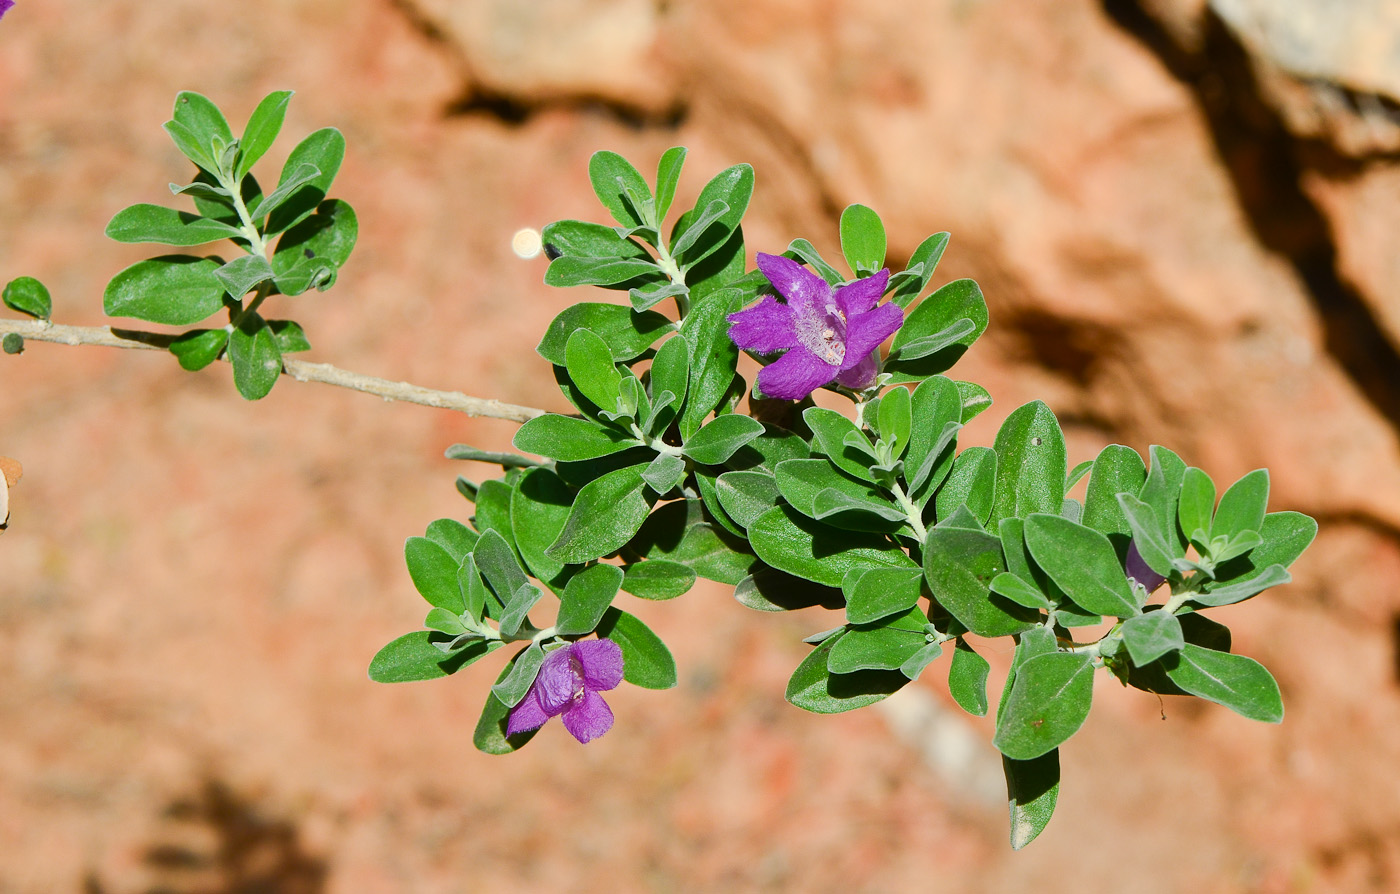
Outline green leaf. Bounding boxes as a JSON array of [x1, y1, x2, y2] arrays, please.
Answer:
[[1212, 469, 1269, 541], [3, 276, 52, 320], [1212, 510, 1316, 585], [1005, 751, 1060, 850], [749, 505, 916, 588], [784, 239, 845, 286], [543, 218, 651, 260], [843, 566, 925, 624], [714, 471, 780, 530], [473, 658, 541, 754], [885, 279, 988, 380], [990, 401, 1066, 528], [839, 203, 886, 276], [934, 446, 997, 524], [596, 607, 676, 689], [906, 376, 963, 499], [687, 224, 746, 304], [227, 313, 282, 400], [876, 385, 912, 459], [1163, 644, 1283, 722], [684, 414, 764, 464], [537, 302, 673, 366], [901, 642, 945, 680], [267, 320, 311, 354], [786, 633, 908, 713], [473, 528, 528, 607], [547, 463, 653, 564], [252, 161, 321, 222], [404, 536, 465, 613], [889, 231, 950, 308], [1081, 444, 1147, 556], [424, 518, 478, 562], [550, 563, 621, 636], [544, 256, 657, 289], [776, 459, 907, 534], [264, 127, 345, 235], [645, 335, 690, 434], [990, 572, 1055, 611], [922, 526, 1040, 637], [955, 380, 993, 422], [106, 204, 242, 246], [997, 627, 1059, 725], [565, 328, 625, 415], [1023, 513, 1140, 618], [491, 642, 546, 708], [163, 119, 217, 174], [993, 652, 1095, 760], [424, 607, 468, 635], [103, 255, 227, 325], [803, 407, 875, 483], [1139, 445, 1188, 550], [734, 567, 843, 612], [649, 146, 688, 225], [459, 556, 496, 622], [446, 444, 546, 469], [948, 640, 991, 716], [673, 164, 753, 270], [828, 613, 926, 674], [1121, 611, 1185, 666], [1116, 493, 1178, 578], [589, 150, 653, 229], [642, 453, 687, 494], [508, 468, 574, 589], [172, 91, 233, 165], [169, 328, 228, 370], [214, 254, 274, 298], [1178, 467, 1216, 545], [1190, 564, 1291, 607], [236, 90, 293, 180], [369, 631, 498, 683], [271, 199, 358, 295], [679, 288, 741, 437], [622, 559, 697, 600], [499, 583, 543, 638], [514, 414, 641, 462]]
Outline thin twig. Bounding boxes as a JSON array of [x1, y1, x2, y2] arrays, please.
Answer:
[[0, 318, 547, 423]]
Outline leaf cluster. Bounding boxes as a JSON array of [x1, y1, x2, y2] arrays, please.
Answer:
[[101, 91, 356, 399], [370, 148, 1316, 848]]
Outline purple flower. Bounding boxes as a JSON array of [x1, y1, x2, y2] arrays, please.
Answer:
[[728, 253, 903, 400], [506, 638, 624, 744], [0, 1, 14, 20], [1125, 540, 1166, 595]]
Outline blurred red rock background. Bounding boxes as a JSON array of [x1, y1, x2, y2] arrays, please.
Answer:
[[2, 0, 1399, 891]]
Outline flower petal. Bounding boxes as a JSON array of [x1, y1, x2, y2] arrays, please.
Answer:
[[505, 688, 551, 737], [728, 295, 798, 354], [572, 638, 624, 691], [1125, 540, 1166, 594], [756, 253, 829, 319], [534, 646, 582, 715], [561, 689, 615, 743], [840, 301, 903, 371], [836, 353, 879, 391], [834, 269, 890, 317], [757, 346, 838, 400]]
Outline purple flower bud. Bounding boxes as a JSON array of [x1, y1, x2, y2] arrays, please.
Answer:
[[1125, 540, 1166, 595], [727, 253, 903, 400], [506, 638, 624, 744]]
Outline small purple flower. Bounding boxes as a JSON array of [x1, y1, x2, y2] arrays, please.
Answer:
[[1125, 540, 1167, 595], [728, 253, 903, 400], [506, 638, 624, 744], [0, 1, 14, 20]]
